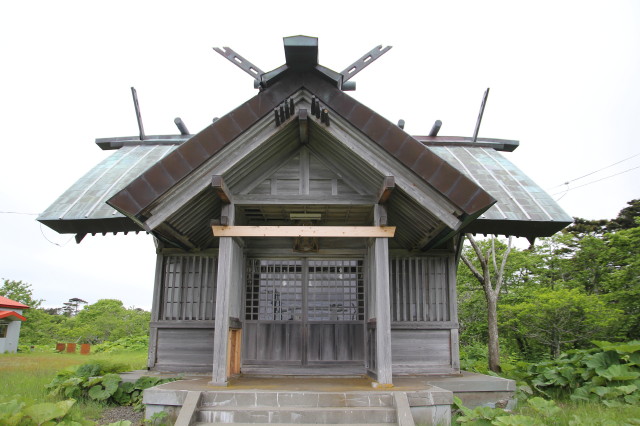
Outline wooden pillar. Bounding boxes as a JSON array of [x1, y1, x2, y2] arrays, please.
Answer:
[[210, 204, 237, 386], [147, 250, 164, 369], [448, 254, 461, 372], [373, 204, 393, 385]]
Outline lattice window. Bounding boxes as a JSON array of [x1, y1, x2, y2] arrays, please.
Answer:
[[307, 260, 364, 321], [161, 255, 217, 321], [245, 259, 303, 321], [390, 257, 450, 322]]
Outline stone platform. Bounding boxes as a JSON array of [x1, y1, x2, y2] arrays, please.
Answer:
[[134, 372, 515, 425]]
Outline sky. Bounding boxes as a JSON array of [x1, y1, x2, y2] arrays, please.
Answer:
[[1, 1, 638, 310]]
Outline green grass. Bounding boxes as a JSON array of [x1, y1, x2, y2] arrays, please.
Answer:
[[518, 402, 640, 425], [451, 401, 640, 425], [0, 349, 148, 422]]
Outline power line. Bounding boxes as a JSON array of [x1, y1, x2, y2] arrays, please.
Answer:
[[548, 152, 640, 190], [552, 164, 640, 198], [39, 223, 74, 247], [0, 211, 39, 215]]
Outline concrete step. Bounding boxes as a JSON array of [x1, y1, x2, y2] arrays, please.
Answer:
[[196, 405, 397, 424], [194, 423, 395, 426], [200, 391, 395, 408]]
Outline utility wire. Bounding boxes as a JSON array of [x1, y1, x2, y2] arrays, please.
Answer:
[[547, 152, 640, 191], [39, 223, 74, 247], [0, 211, 39, 215], [552, 164, 640, 198], [548, 152, 640, 190]]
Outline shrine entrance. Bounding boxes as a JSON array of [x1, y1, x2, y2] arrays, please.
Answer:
[[242, 258, 365, 372]]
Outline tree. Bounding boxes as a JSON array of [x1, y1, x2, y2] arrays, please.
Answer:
[[0, 279, 43, 308], [501, 287, 623, 357], [460, 234, 512, 372], [62, 297, 88, 316], [71, 299, 150, 344]]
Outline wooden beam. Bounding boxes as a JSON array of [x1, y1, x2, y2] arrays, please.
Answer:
[[232, 194, 375, 205], [298, 108, 308, 144], [211, 226, 395, 238], [211, 175, 231, 204], [377, 176, 395, 204]]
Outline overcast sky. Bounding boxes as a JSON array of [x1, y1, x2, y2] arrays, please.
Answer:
[[1, 1, 638, 310]]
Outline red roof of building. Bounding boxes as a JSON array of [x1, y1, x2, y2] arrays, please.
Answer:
[[0, 310, 27, 321], [0, 296, 30, 310]]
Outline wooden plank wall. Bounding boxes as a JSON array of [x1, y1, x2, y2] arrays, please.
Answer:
[[155, 328, 214, 371], [149, 253, 218, 371], [161, 254, 217, 320], [389, 256, 449, 322], [389, 254, 458, 374]]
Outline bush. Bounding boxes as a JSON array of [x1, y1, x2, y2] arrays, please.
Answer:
[[93, 336, 148, 353], [46, 362, 176, 411]]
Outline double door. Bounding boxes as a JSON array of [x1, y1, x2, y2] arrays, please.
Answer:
[[242, 258, 365, 367]]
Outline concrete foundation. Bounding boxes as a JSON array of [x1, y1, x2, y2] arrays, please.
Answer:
[[132, 372, 514, 425]]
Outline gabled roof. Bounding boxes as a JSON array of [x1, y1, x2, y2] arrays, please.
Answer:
[[0, 311, 27, 321], [106, 67, 494, 225], [0, 296, 29, 310], [38, 36, 571, 247]]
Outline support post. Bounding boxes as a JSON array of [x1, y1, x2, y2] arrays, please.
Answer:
[[210, 204, 237, 386], [373, 204, 393, 385], [147, 251, 164, 369]]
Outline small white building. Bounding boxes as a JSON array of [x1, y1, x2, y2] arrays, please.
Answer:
[[0, 296, 29, 353]]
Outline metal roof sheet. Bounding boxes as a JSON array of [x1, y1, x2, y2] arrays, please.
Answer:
[[0, 295, 30, 309], [38, 143, 178, 234], [429, 145, 572, 237]]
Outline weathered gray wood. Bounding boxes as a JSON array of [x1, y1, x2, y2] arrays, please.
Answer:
[[161, 254, 217, 321], [150, 320, 215, 328], [391, 321, 459, 329], [211, 175, 231, 203], [144, 111, 296, 229], [391, 329, 450, 365], [156, 328, 215, 369], [373, 204, 393, 385], [147, 253, 165, 368], [393, 392, 416, 426], [450, 328, 460, 371], [211, 204, 237, 385], [232, 194, 376, 205], [377, 176, 395, 204], [448, 254, 459, 327], [174, 391, 202, 426], [300, 148, 310, 195], [319, 117, 462, 229]]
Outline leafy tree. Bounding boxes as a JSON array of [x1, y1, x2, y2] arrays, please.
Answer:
[[0, 279, 43, 308], [501, 287, 624, 357], [71, 299, 150, 344], [460, 234, 513, 372]]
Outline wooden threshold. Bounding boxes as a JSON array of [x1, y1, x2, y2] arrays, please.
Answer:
[[211, 226, 396, 238]]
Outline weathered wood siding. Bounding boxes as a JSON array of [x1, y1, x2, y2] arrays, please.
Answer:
[[390, 256, 450, 322], [155, 327, 214, 371], [161, 254, 217, 320], [149, 253, 218, 371], [391, 329, 452, 373], [389, 254, 459, 374]]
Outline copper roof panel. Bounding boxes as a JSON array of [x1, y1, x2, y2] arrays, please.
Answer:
[[429, 145, 572, 237], [38, 144, 178, 233]]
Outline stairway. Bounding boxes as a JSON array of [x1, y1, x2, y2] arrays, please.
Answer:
[[175, 390, 416, 426]]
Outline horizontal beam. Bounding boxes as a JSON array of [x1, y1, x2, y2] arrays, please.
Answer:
[[212, 226, 395, 238]]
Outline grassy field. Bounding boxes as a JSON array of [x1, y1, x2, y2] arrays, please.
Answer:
[[0, 349, 148, 422]]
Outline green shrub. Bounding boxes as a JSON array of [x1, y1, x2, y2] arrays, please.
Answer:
[[93, 336, 149, 354], [499, 341, 640, 407], [46, 362, 176, 411], [0, 396, 93, 425]]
